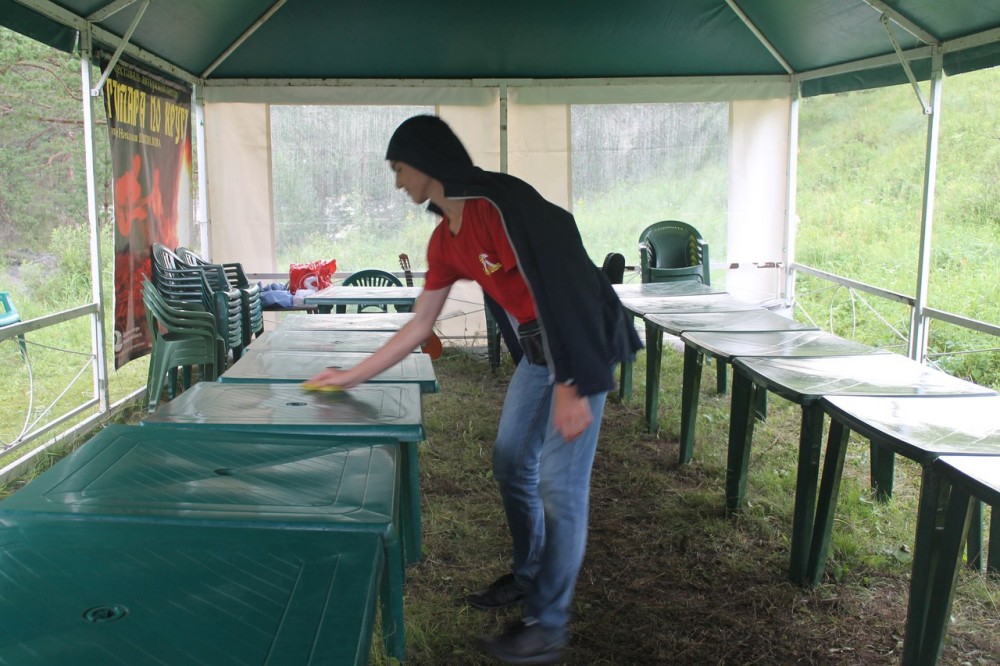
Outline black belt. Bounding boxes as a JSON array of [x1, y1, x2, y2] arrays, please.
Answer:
[[517, 320, 547, 366]]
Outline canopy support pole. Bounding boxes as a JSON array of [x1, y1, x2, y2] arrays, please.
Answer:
[[499, 84, 509, 174], [783, 81, 801, 302], [79, 27, 110, 411], [909, 52, 944, 362], [193, 83, 211, 258]]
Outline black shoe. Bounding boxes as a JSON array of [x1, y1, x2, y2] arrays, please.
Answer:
[[467, 573, 526, 610], [478, 619, 565, 665]]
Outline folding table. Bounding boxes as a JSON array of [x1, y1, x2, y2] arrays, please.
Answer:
[[674, 329, 880, 463], [810, 395, 1000, 587], [249, 328, 404, 353], [304, 285, 423, 314], [143, 382, 427, 565], [645, 309, 818, 405], [219, 348, 439, 394], [0, 517, 384, 665], [275, 312, 415, 333], [615, 290, 762, 418], [902, 455, 1000, 665], [727, 353, 994, 583], [612, 281, 723, 298]]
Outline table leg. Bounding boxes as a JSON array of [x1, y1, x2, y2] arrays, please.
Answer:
[[788, 402, 825, 584], [678, 343, 704, 464], [381, 533, 407, 661], [870, 439, 895, 501], [806, 417, 851, 585], [903, 475, 973, 666], [400, 441, 423, 564], [726, 370, 758, 513], [619, 314, 635, 401], [715, 357, 727, 394], [901, 468, 951, 665], [644, 320, 663, 433], [989, 507, 1000, 574], [967, 501, 984, 572]]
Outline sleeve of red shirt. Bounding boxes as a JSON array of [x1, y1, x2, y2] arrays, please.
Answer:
[[423, 220, 459, 291]]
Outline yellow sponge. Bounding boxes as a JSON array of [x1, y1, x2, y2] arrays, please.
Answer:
[[301, 382, 343, 393]]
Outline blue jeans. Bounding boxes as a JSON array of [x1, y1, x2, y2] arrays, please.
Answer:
[[493, 358, 608, 633]]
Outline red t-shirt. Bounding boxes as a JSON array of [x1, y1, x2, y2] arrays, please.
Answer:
[[424, 198, 537, 324]]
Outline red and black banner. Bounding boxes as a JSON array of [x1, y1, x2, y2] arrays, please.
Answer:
[[103, 59, 192, 369]]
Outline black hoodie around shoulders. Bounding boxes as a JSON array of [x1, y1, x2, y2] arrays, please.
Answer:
[[386, 115, 642, 397]]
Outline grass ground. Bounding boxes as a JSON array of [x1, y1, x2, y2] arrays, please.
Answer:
[[1, 343, 996, 665], [392, 345, 999, 665]]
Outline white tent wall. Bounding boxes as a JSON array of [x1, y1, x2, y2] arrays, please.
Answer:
[[726, 97, 792, 303], [200, 88, 794, 347], [204, 102, 276, 270]]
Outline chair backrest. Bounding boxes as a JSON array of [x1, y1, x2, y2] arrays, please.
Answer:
[[338, 269, 404, 314], [601, 252, 626, 285], [342, 269, 403, 288], [638, 220, 710, 285], [0, 292, 21, 328]]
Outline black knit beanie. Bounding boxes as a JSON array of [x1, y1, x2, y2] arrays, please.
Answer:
[[385, 115, 474, 185]]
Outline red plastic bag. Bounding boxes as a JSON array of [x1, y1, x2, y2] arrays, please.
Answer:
[[289, 259, 337, 291]]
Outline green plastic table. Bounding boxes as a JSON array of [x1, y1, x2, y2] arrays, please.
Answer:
[[0, 517, 383, 665], [0, 423, 408, 661], [727, 353, 995, 584], [612, 281, 723, 298], [250, 329, 405, 353], [304, 285, 423, 314], [142, 382, 426, 565], [611, 282, 729, 401], [275, 312, 415, 333], [646, 309, 819, 401], [615, 290, 763, 411], [902, 455, 1000, 665], [673, 329, 880, 463], [219, 348, 440, 394], [811, 395, 1000, 589]]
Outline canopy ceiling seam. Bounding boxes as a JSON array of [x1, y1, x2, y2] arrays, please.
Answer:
[[203, 75, 791, 88], [725, 0, 793, 74], [200, 0, 289, 79]]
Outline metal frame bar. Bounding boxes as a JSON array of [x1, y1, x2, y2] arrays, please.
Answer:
[[200, 0, 289, 78], [726, 0, 794, 74], [90, 0, 149, 96], [0, 304, 98, 342]]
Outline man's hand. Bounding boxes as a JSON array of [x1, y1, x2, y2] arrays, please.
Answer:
[[304, 366, 360, 390], [552, 383, 593, 441]]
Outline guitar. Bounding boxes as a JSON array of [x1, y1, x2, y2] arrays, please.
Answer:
[[399, 253, 443, 359]]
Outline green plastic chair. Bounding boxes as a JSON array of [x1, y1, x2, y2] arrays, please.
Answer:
[[176, 247, 264, 347], [639, 221, 711, 285], [336, 269, 409, 314], [0, 291, 27, 359], [142, 280, 222, 412]]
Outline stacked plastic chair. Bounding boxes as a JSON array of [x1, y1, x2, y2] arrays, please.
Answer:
[[150, 243, 245, 364], [176, 247, 263, 348], [141, 280, 222, 412]]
